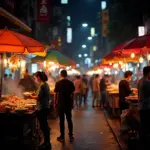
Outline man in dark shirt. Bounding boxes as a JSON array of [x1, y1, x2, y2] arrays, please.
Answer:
[[54, 70, 75, 142], [119, 71, 133, 111], [19, 70, 37, 92]]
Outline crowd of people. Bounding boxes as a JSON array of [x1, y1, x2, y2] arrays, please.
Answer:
[[5, 67, 150, 149]]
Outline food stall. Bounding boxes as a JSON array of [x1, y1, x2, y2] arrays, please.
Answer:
[[106, 84, 119, 117], [0, 29, 45, 147], [0, 95, 37, 147]]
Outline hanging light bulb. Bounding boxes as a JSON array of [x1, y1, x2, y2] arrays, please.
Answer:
[[139, 57, 144, 63], [131, 52, 135, 58], [3, 58, 7, 67], [114, 71, 118, 74], [44, 61, 46, 67], [17, 60, 20, 67], [119, 61, 123, 65], [109, 62, 112, 65], [20, 60, 26, 68], [113, 63, 119, 69]]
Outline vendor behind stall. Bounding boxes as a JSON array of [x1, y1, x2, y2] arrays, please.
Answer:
[[119, 71, 133, 111], [19, 70, 37, 92], [100, 75, 111, 108], [29, 71, 51, 149]]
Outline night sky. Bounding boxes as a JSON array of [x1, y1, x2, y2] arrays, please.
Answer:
[[64, 0, 101, 60]]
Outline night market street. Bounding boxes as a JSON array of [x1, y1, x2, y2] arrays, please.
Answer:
[[49, 102, 120, 150]]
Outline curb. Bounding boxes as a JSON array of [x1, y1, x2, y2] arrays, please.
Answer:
[[103, 110, 123, 150]]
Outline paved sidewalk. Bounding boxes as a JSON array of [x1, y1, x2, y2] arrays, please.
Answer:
[[49, 106, 120, 150]]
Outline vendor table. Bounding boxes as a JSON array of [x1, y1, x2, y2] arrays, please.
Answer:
[[0, 110, 37, 148], [107, 91, 119, 117], [125, 96, 139, 108]]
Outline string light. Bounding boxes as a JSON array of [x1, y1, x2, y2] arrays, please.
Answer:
[[119, 61, 123, 65], [139, 57, 144, 63], [3, 58, 7, 67], [44, 61, 59, 71], [147, 54, 150, 60], [113, 63, 119, 69], [131, 52, 135, 58]]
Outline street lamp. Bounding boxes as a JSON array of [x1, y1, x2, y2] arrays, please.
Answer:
[[78, 54, 82, 58], [93, 46, 97, 51], [82, 23, 88, 27], [84, 54, 88, 57], [82, 45, 87, 48], [87, 36, 92, 40]]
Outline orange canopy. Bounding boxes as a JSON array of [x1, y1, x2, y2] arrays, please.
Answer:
[[0, 29, 45, 53]]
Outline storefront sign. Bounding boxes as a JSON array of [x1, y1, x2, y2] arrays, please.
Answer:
[[138, 26, 145, 36], [37, 0, 50, 22], [102, 9, 109, 37]]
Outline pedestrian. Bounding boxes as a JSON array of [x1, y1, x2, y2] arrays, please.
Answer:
[[82, 74, 89, 104], [30, 71, 51, 149], [89, 74, 95, 94], [100, 75, 110, 108], [138, 66, 150, 149], [92, 74, 100, 107], [54, 70, 75, 142], [74, 75, 82, 109]]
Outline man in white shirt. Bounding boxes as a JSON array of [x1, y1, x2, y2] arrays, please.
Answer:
[[92, 74, 100, 107]]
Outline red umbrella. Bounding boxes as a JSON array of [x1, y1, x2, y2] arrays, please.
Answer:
[[112, 35, 150, 55], [124, 35, 150, 49], [113, 38, 136, 52], [0, 29, 45, 53]]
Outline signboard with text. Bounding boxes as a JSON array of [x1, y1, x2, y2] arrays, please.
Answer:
[[102, 9, 109, 37], [138, 26, 145, 36], [37, 0, 50, 22]]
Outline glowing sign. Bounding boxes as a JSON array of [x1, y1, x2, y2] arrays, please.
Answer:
[[91, 27, 95, 37], [67, 28, 72, 43], [101, 1, 107, 10], [61, 0, 68, 4], [138, 26, 145, 36]]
